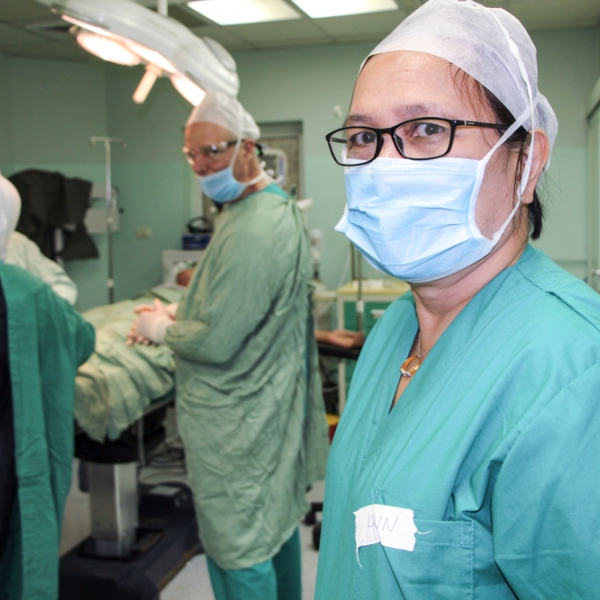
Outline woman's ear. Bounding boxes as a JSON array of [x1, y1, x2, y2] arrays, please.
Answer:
[[242, 139, 256, 158], [521, 129, 550, 205]]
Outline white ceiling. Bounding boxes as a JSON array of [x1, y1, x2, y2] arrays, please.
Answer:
[[0, 0, 598, 62]]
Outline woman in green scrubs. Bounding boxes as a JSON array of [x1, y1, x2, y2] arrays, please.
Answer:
[[316, 1, 600, 598]]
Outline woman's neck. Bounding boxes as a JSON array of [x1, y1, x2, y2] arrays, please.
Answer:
[[412, 231, 529, 351]]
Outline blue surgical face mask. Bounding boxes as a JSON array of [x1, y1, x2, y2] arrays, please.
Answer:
[[335, 111, 533, 284], [197, 139, 265, 205], [198, 166, 248, 205]]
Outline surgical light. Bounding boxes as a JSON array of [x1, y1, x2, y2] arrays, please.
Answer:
[[170, 73, 207, 106], [36, 0, 239, 103], [75, 31, 140, 66], [290, 0, 398, 18], [124, 40, 176, 74], [133, 64, 163, 104], [187, 0, 301, 25], [61, 15, 120, 38]]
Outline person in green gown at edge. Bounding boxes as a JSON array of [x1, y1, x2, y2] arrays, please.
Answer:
[[315, 0, 600, 598], [128, 91, 329, 600], [0, 174, 95, 600]]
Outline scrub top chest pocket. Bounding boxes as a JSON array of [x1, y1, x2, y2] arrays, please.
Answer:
[[353, 500, 520, 600], [353, 508, 476, 600]]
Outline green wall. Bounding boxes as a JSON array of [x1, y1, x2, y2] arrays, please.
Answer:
[[234, 42, 374, 289], [0, 58, 195, 311], [105, 68, 194, 302], [531, 27, 600, 278], [0, 26, 599, 312], [0, 56, 111, 311], [0, 55, 13, 168]]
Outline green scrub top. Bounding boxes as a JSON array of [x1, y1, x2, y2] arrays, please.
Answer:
[[315, 246, 600, 599], [166, 184, 329, 570], [0, 263, 95, 600]]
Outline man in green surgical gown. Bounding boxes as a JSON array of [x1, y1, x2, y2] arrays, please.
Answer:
[[130, 92, 329, 600], [0, 175, 95, 600]]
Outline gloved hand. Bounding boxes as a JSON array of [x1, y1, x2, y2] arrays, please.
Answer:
[[128, 299, 174, 346]]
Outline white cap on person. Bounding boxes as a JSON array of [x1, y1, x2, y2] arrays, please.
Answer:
[[186, 90, 260, 140]]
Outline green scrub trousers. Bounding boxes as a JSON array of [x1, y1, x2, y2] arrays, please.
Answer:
[[206, 527, 301, 600]]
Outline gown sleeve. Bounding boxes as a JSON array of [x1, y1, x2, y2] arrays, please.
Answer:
[[6, 232, 78, 305], [492, 362, 600, 598], [165, 224, 277, 365]]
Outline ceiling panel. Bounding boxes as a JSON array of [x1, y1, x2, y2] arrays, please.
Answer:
[[0, 0, 54, 22], [0, 22, 46, 45], [316, 10, 408, 38], [188, 24, 257, 49], [226, 18, 332, 44], [0, 0, 599, 61], [167, 4, 211, 27], [0, 40, 88, 60], [511, 0, 600, 29], [251, 34, 338, 48]]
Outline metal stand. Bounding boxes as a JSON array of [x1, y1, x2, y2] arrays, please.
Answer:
[[61, 400, 201, 600], [90, 137, 126, 304], [350, 243, 364, 333], [88, 462, 138, 557]]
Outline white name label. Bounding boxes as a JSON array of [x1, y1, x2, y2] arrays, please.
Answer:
[[354, 504, 417, 554]]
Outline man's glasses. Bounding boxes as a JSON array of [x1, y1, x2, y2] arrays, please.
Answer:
[[182, 139, 238, 164], [325, 118, 506, 166]]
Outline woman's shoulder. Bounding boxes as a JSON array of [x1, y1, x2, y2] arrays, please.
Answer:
[[514, 247, 600, 337]]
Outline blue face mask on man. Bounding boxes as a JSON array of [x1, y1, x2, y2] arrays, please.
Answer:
[[198, 139, 265, 205], [335, 112, 532, 284]]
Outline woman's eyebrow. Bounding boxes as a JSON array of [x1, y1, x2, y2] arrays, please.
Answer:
[[402, 103, 450, 117], [344, 113, 371, 127], [344, 104, 455, 127]]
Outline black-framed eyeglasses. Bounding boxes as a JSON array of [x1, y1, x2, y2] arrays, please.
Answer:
[[325, 117, 506, 166], [182, 139, 238, 164]]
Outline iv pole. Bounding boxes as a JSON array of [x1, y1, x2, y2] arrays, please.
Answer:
[[91, 136, 126, 304], [350, 243, 364, 333]]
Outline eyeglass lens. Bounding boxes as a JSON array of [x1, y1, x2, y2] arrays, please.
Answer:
[[329, 118, 454, 164], [184, 140, 237, 164]]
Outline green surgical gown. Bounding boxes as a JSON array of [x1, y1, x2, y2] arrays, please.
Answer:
[[316, 246, 600, 599], [166, 184, 329, 570], [0, 263, 95, 600]]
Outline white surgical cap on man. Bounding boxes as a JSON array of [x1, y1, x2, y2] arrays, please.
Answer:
[[0, 175, 21, 262], [364, 0, 558, 157], [186, 90, 260, 140]]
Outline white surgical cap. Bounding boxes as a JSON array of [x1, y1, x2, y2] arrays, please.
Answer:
[[0, 174, 21, 262], [365, 0, 558, 156], [186, 90, 260, 140]]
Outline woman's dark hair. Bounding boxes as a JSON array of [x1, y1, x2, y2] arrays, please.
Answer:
[[454, 70, 544, 240]]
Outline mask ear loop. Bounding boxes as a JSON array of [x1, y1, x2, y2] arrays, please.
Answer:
[[227, 103, 245, 172], [230, 101, 267, 187], [475, 8, 537, 246]]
